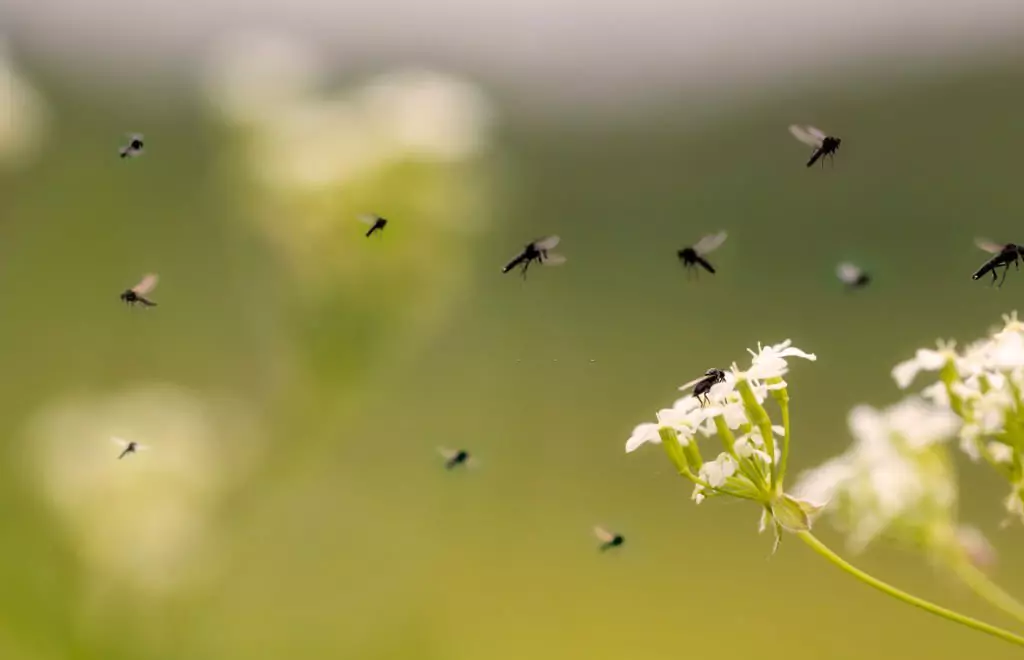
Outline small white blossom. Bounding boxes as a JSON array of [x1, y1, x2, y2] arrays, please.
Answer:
[[745, 339, 816, 382], [988, 442, 1014, 464], [891, 340, 959, 390], [693, 453, 739, 503]]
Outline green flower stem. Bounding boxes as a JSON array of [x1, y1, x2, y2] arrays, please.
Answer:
[[952, 559, 1024, 626], [713, 416, 767, 493], [939, 361, 966, 417], [737, 379, 776, 465], [797, 531, 1024, 648], [772, 386, 791, 492], [658, 427, 691, 475]]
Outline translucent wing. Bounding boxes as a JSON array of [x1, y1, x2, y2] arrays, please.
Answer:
[[593, 526, 615, 543], [693, 231, 727, 255], [134, 443, 149, 451], [132, 273, 159, 295], [534, 235, 560, 250], [111, 436, 130, 448], [358, 214, 380, 226], [836, 262, 863, 284], [540, 252, 566, 266], [975, 238, 1006, 254], [436, 447, 457, 460], [126, 133, 144, 141], [789, 125, 824, 148], [678, 375, 706, 392]]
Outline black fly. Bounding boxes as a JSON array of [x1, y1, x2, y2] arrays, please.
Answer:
[[437, 447, 476, 470], [973, 238, 1023, 288], [119, 133, 145, 159], [836, 262, 871, 290], [677, 231, 727, 277], [360, 214, 388, 238], [502, 236, 566, 278], [120, 273, 159, 308], [593, 526, 624, 552], [112, 437, 147, 459], [679, 368, 727, 407], [789, 125, 841, 168]]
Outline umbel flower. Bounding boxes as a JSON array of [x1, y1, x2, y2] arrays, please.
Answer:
[[892, 312, 1024, 526], [626, 339, 818, 551]]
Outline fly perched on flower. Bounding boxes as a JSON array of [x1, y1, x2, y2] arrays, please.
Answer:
[[359, 214, 388, 238], [972, 238, 1023, 287], [677, 231, 727, 277], [789, 125, 841, 167], [120, 273, 159, 308], [501, 236, 566, 278], [112, 436, 148, 460], [836, 262, 871, 290], [593, 525, 624, 552], [437, 447, 477, 470], [119, 133, 145, 159], [679, 368, 726, 407]]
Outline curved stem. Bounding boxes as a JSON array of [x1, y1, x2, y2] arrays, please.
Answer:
[[797, 531, 1024, 648], [952, 559, 1024, 626], [774, 394, 791, 492]]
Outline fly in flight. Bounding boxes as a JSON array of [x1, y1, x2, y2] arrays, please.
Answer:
[[502, 236, 566, 278], [679, 368, 727, 407], [360, 214, 388, 238], [836, 262, 871, 290], [677, 231, 727, 277], [973, 238, 1023, 287], [119, 133, 145, 159], [437, 447, 476, 470], [120, 273, 159, 307], [112, 436, 147, 460], [789, 125, 841, 167], [593, 526, 625, 552]]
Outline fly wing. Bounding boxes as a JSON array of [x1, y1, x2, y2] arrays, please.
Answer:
[[358, 214, 379, 226], [789, 125, 824, 148], [533, 235, 560, 251], [836, 262, 863, 284], [134, 443, 149, 451], [678, 375, 708, 392], [593, 526, 615, 543], [132, 273, 159, 295], [693, 231, 727, 256], [540, 252, 566, 266], [975, 238, 1006, 254], [436, 447, 457, 461], [111, 436, 130, 448]]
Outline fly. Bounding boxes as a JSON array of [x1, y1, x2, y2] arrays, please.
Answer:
[[502, 235, 566, 278], [789, 125, 841, 168], [593, 525, 624, 552], [120, 273, 159, 307], [677, 231, 727, 277], [836, 262, 870, 290], [973, 238, 1023, 288], [679, 368, 727, 407], [437, 447, 477, 470], [119, 133, 145, 159], [112, 436, 148, 460], [360, 214, 388, 238]]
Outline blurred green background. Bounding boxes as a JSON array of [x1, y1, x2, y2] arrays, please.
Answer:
[[2, 37, 1024, 660]]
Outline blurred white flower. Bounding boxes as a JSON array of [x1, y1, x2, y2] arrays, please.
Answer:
[[892, 340, 960, 390], [745, 339, 816, 382], [22, 384, 264, 596], [0, 39, 49, 167]]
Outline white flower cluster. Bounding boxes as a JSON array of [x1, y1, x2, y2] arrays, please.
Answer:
[[793, 399, 962, 554], [890, 312, 1024, 525], [626, 340, 817, 547]]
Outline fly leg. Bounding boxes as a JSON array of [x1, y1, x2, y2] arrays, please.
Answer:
[[998, 264, 1010, 288]]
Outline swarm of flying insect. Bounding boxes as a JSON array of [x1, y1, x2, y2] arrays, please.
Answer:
[[119, 133, 145, 159], [437, 447, 477, 470], [789, 125, 841, 168], [359, 213, 388, 238], [679, 368, 726, 407], [120, 273, 159, 307], [836, 262, 871, 290], [677, 231, 727, 277], [502, 236, 566, 278], [112, 436, 148, 460], [973, 238, 1023, 288], [593, 525, 624, 552]]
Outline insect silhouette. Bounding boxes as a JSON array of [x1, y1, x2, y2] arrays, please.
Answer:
[[437, 447, 476, 470], [789, 125, 841, 167], [119, 133, 145, 159], [836, 262, 871, 290], [677, 231, 727, 277], [679, 368, 727, 407], [120, 273, 159, 307], [360, 214, 388, 238], [594, 526, 625, 552], [112, 436, 148, 460], [502, 236, 566, 278], [973, 238, 1024, 288]]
